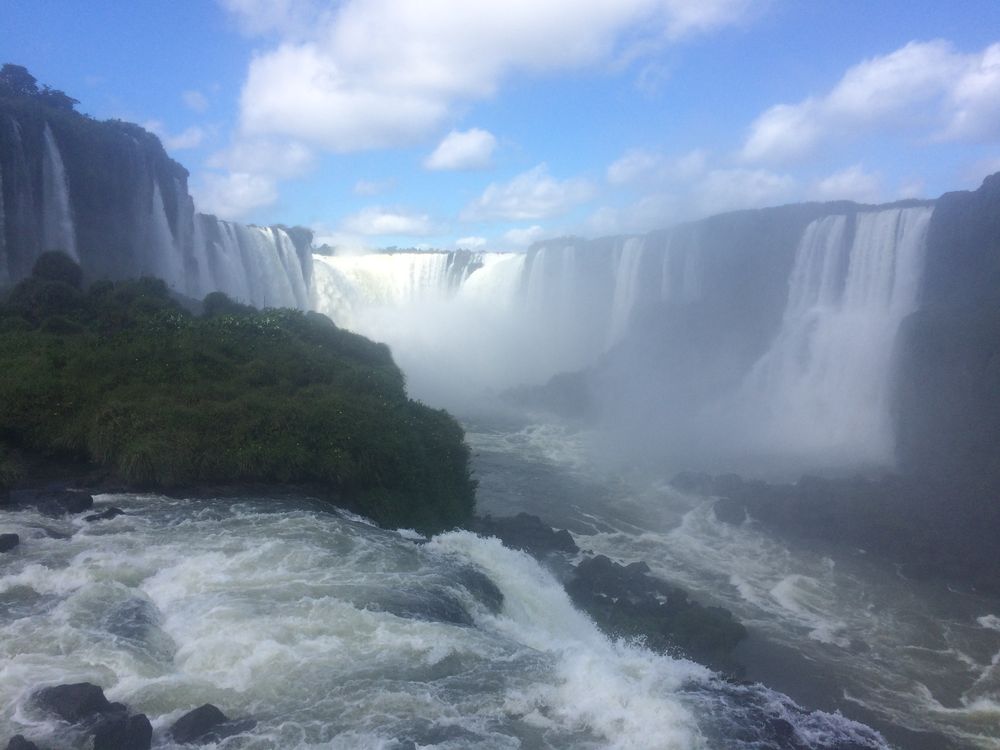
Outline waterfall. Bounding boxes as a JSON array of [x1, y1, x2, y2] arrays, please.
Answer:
[[737, 206, 933, 464], [311, 252, 454, 328], [40, 124, 77, 261], [145, 180, 184, 288], [0, 159, 7, 286], [607, 237, 646, 346]]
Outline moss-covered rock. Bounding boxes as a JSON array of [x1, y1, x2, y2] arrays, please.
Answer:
[[0, 257, 475, 533]]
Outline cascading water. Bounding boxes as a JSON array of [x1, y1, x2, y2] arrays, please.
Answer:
[[311, 252, 455, 329], [143, 181, 183, 288], [0, 160, 7, 286], [606, 237, 645, 346], [736, 206, 933, 464], [40, 124, 77, 261]]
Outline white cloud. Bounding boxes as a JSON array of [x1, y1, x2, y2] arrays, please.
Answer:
[[943, 43, 1000, 141], [456, 235, 487, 248], [226, 0, 754, 153], [742, 40, 1000, 164], [589, 166, 795, 234], [463, 164, 595, 221], [183, 90, 209, 112], [424, 128, 497, 170], [811, 164, 882, 203], [692, 167, 795, 214], [503, 225, 547, 247], [207, 138, 315, 179], [340, 207, 434, 236], [193, 172, 278, 219], [897, 177, 927, 199], [606, 147, 707, 186], [144, 121, 206, 151]]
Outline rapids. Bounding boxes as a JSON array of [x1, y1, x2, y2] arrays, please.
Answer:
[[0, 487, 887, 749]]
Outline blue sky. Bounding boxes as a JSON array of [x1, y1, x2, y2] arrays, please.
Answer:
[[5, 0, 1000, 250]]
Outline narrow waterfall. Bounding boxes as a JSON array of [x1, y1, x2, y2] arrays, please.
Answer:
[[738, 206, 933, 464], [40, 124, 77, 261], [145, 181, 183, 287], [606, 237, 646, 346], [0, 160, 7, 286]]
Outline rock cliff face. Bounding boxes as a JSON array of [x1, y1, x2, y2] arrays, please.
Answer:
[[0, 95, 312, 308], [893, 174, 1000, 487]]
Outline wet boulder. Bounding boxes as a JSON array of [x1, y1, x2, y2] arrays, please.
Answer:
[[92, 713, 152, 750], [566, 555, 746, 671], [169, 704, 255, 744], [0, 533, 19, 552], [5, 736, 40, 750], [33, 683, 114, 724], [85, 507, 124, 522], [8, 489, 93, 517], [470, 513, 578, 556]]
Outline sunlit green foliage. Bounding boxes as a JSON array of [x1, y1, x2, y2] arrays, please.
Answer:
[[0, 256, 475, 532]]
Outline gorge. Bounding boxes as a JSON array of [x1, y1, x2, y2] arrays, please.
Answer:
[[4, 74, 1000, 750]]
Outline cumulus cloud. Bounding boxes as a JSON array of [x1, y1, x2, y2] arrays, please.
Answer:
[[207, 138, 316, 179], [144, 121, 206, 151], [811, 164, 882, 203], [183, 90, 209, 112], [456, 235, 487, 248], [224, 0, 754, 153], [741, 40, 1000, 164], [340, 207, 435, 236], [503, 225, 547, 247], [463, 164, 595, 221], [607, 147, 707, 186], [589, 166, 795, 234], [193, 172, 278, 219], [424, 128, 497, 170]]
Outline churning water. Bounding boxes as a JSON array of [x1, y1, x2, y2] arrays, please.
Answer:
[[466, 410, 1000, 750], [1, 486, 890, 750]]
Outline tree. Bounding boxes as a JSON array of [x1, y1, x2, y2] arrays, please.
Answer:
[[0, 64, 38, 97], [38, 85, 79, 112]]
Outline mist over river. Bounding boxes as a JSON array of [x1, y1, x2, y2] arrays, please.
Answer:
[[464, 408, 1000, 750]]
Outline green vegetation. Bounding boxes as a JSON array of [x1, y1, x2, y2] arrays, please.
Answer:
[[0, 253, 476, 533]]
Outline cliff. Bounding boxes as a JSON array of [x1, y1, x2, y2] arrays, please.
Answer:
[[0, 69, 313, 308], [893, 174, 1000, 488]]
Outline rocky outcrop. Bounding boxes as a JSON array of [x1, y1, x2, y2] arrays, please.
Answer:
[[4, 488, 93, 516], [169, 704, 255, 745], [470, 512, 579, 556], [29, 682, 152, 750], [566, 555, 747, 671]]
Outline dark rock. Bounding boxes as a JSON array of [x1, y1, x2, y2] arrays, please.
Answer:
[[85, 507, 124, 522], [0, 533, 19, 552], [8, 489, 93, 517], [713, 497, 747, 525], [566, 555, 746, 671], [5, 736, 40, 750], [33, 682, 113, 724], [170, 705, 228, 743], [169, 704, 255, 744], [92, 713, 152, 750], [470, 513, 578, 556]]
